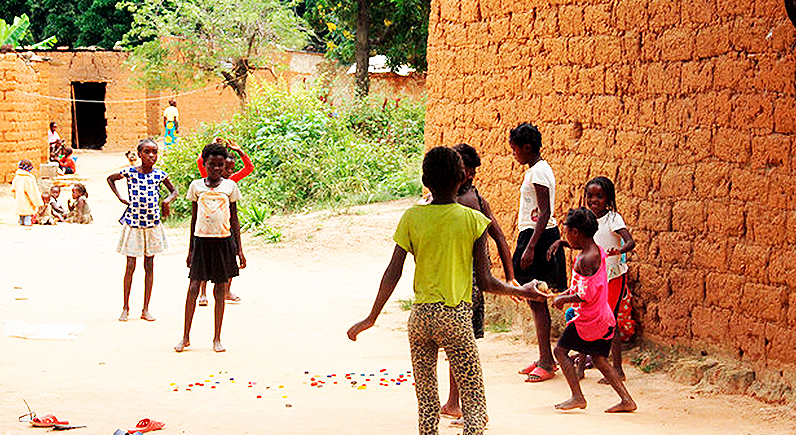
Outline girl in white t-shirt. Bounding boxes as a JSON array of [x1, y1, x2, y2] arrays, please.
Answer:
[[509, 123, 568, 382], [175, 143, 246, 353], [549, 176, 636, 381]]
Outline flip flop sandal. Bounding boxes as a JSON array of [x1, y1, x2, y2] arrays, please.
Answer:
[[225, 294, 241, 303], [518, 362, 538, 375], [52, 424, 87, 431], [197, 298, 208, 307], [31, 414, 69, 427], [129, 418, 165, 433], [525, 366, 555, 383]]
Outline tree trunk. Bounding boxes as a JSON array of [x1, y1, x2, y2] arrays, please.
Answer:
[[221, 58, 250, 109], [355, 0, 370, 98]]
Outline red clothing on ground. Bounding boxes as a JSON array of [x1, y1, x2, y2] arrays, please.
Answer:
[[59, 155, 76, 172], [196, 152, 254, 182]]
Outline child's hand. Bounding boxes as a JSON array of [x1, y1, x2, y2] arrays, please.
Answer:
[[520, 280, 552, 302], [118, 197, 130, 206], [186, 253, 192, 268], [551, 295, 566, 310], [347, 318, 375, 341], [607, 247, 620, 256], [520, 247, 534, 269], [508, 279, 524, 303], [238, 252, 247, 269], [547, 240, 562, 260], [226, 140, 242, 152]]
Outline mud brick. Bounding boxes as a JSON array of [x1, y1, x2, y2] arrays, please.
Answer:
[[647, 62, 680, 95], [658, 164, 694, 198], [657, 231, 692, 264], [682, 0, 716, 24], [730, 17, 770, 53], [593, 36, 623, 64], [788, 293, 796, 326], [714, 128, 750, 163], [746, 204, 787, 245], [741, 283, 787, 322], [681, 61, 713, 94], [695, 24, 732, 59], [755, 56, 796, 95], [750, 134, 790, 170], [558, 5, 583, 36], [567, 37, 596, 65], [693, 237, 728, 271], [731, 94, 774, 131], [706, 201, 746, 237], [678, 129, 711, 163], [729, 314, 767, 362], [729, 167, 769, 203], [767, 169, 796, 209], [694, 162, 731, 198], [614, 0, 648, 31], [766, 324, 796, 364], [648, 0, 681, 30], [658, 298, 693, 339], [660, 28, 695, 61], [638, 263, 670, 299], [773, 97, 796, 133], [705, 272, 746, 310], [664, 97, 697, 131], [534, 7, 558, 37], [729, 243, 770, 281], [672, 201, 705, 233], [669, 268, 705, 304], [713, 55, 753, 91], [692, 306, 730, 343], [529, 68, 554, 94]]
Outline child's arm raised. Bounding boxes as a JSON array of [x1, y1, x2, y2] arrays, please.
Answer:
[[473, 233, 548, 301], [106, 172, 129, 205], [227, 140, 254, 181], [348, 245, 407, 341], [608, 228, 635, 256], [160, 177, 178, 218], [196, 154, 208, 178], [230, 202, 246, 269]]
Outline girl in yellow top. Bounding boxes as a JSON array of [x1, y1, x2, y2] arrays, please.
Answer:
[[348, 147, 548, 435], [11, 160, 43, 226]]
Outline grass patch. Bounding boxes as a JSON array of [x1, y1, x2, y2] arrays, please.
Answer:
[[485, 317, 512, 333], [397, 298, 414, 311]]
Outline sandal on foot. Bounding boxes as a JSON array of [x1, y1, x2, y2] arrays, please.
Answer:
[[518, 362, 538, 375], [31, 414, 68, 427], [129, 418, 165, 433], [525, 366, 555, 383], [197, 298, 208, 307], [225, 294, 241, 303]]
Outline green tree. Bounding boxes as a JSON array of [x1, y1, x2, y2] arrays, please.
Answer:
[[0, 14, 56, 48], [121, 0, 309, 107], [76, 0, 132, 48], [304, 0, 429, 97], [26, 0, 130, 48]]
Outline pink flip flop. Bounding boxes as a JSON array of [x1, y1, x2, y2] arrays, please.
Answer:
[[525, 366, 555, 383], [31, 414, 69, 427], [129, 418, 165, 433]]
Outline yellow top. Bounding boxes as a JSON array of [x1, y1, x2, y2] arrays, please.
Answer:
[[11, 169, 43, 216], [393, 203, 491, 306]]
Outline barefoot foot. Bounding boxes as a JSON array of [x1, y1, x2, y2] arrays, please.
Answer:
[[213, 340, 226, 352], [174, 339, 190, 352], [440, 404, 462, 419], [555, 397, 587, 410], [141, 309, 156, 321], [597, 373, 626, 384], [119, 309, 129, 322], [605, 400, 636, 413]]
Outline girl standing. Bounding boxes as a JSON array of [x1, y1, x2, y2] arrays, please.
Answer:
[[175, 142, 246, 353], [550, 208, 636, 412], [107, 139, 178, 322], [11, 159, 43, 226], [509, 123, 568, 382]]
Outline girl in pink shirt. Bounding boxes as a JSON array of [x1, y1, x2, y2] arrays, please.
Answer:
[[550, 207, 636, 413]]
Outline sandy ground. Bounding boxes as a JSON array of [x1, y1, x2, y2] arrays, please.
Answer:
[[0, 150, 795, 435]]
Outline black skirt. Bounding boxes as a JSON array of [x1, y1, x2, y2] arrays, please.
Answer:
[[513, 226, 568, 290], [557, 322, 613, 357], [189, 236, 240, 283]]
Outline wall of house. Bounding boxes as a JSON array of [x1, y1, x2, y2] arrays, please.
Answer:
[[0, 53, 49, 182], [425, 0, 796, 396]]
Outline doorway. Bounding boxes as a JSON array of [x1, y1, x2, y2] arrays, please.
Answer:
[[71, 82, 107, 149]]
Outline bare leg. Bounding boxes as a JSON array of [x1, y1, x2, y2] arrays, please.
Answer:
[[599, 334, 625, 384], [120, 256, 136, 321], [576, 352, 587, 380], [528, 300, 556, 374], [197, 281, 208, 306], [141, 256, 155, 321], [213, 281, 227, 352], [553, 345, 587, 410], [175, 279, 201, 352], [591, 355, 636, 412], [440, 365, 462, 418], [225, 278, 240, 301]]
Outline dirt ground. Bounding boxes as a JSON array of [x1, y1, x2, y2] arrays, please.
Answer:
[[1, 150, 795, 435]]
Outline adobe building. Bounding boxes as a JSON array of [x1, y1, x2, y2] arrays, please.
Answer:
[[425, 0, 796, 400]]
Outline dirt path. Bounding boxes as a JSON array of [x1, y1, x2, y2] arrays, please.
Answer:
[[0, 150, 794, 434]]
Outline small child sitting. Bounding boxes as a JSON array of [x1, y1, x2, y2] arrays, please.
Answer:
[[66, 183, 93, 224], [35, 192, 57, 225], [58, 147, 76, 174], [49, 186, 67, 221]]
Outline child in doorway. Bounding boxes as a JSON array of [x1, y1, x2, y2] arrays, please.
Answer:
[[509, 123, 568, 382], [348, 147, 549, 435], [107, 139, 178, 322], [58, 147, 76, 174], [195, 137, 254, 305], [175, 142, 246, 353], [549, 176, 636, 381], [441, 143, 516, 424], [550, 207, 636, 412], [66, 183, 93, 224], [49, 185, 67, 221], [11, 159, 43, 226]]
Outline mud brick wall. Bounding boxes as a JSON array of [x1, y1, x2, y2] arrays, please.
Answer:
[[0, 53, 49, 182], [425, 0, 796, 375]]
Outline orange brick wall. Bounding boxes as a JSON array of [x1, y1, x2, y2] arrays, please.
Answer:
[[0, 53, 49, 182], [426, 0, 796, 372]]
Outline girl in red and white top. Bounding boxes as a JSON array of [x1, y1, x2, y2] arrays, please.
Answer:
[[550, 208, 636, 413]]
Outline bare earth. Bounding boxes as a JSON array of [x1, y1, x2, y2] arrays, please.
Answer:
[[0, 150, 794, 434]]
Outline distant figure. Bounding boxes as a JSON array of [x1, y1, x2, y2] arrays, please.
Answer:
[[35, 191, 56, 225], [48, 122, 64, 161], [66, 183, 93, 224], [49, 186, 67, 221], [163, 99, 179, 148], [58, 147, 76, 174], [11, 159, 43, 226]]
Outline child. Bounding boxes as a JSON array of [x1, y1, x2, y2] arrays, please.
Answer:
[[66, 183, 93, 224], [550, 207, 636, 413], [107, 139, 178, 322], [11, 160, 44, 226], [48, 122, 63, 161], [175, 142, 246, 353], [195, 137, 254, 305], [58, 147, 76, 174], [508, 123, 568, 382], [49, 186, 67, 221], [549, 176, 636, 382], [348, 147, 548, 435], [35, 191, 56, 225], [441, 143, 516, 423]]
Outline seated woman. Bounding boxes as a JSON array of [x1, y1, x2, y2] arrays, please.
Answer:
[[66, 183, 92, 224]]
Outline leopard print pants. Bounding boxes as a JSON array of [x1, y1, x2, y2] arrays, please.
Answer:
[[408, 302, 487, 435]]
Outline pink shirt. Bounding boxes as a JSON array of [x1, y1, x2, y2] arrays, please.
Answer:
[[568, 246, 615, 341]]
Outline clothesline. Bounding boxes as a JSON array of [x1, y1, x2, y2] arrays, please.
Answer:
[[15, 81, 233, 104]]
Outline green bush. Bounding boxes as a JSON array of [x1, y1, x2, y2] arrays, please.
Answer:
[[159, 80, 425, 229]]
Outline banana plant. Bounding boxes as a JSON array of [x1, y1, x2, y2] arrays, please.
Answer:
[[0, 14, 57, 48]]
